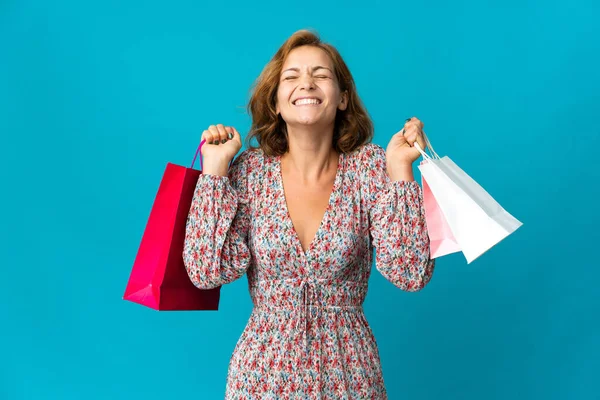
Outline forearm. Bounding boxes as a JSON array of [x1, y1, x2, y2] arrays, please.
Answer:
[[369, 178, 435, 291]]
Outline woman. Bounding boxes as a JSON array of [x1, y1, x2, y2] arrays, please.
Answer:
[[183, 29, 435, 399]]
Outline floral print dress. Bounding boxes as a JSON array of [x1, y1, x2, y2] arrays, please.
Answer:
[[183, 143, 435, 399]]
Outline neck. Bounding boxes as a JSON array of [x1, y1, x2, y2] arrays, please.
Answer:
[[281, 124, 339, 184]]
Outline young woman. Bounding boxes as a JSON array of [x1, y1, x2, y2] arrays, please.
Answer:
[[183, 29, 435, 399]]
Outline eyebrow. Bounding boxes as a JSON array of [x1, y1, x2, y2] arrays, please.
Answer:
[[282, 66, 333, 74]]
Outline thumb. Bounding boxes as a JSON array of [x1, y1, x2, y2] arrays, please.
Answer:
[[225, 126, 236, 140], [394, 131, 408, 146], [229, 126, 242, 138]]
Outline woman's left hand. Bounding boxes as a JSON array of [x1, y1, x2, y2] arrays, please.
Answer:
[[386, 117, 427, 166]]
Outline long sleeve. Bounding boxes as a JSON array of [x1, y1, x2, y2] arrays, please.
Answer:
[[361, 143, 435, 291], [182, 150, 253, 289]]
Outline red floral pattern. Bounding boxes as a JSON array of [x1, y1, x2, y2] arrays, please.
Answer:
[[183, 143, 435, 399]]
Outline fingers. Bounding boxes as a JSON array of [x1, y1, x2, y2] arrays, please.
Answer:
[[401, 124, 419, 146], [202, 124, 236, 145], [405, 117, 424, 129], [209, 124, 227, 145], [415, 130, 427, 150], [406, 130, 426, 150], [217, 124, 230, 144], [402, 117, 425, 148]]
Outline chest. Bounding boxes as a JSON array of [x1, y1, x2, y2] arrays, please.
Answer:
[[281, 176, 335, 254]]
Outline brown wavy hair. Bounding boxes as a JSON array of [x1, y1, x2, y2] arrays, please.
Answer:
[[245, 29, 374, 157]]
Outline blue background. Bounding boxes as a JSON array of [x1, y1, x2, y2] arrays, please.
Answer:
[[1, 0, 599, 399]]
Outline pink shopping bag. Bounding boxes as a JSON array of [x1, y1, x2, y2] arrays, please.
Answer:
[[123, 140, 232, 310], [420, 160, 461, 259]]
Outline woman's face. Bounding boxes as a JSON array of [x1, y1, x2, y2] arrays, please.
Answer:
[[276, 45, 348, 129]]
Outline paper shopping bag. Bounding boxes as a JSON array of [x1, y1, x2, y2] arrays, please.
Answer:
[[420, 160, 461, 258], [123, 140, 231, 310], [416, 142, 523, 264]]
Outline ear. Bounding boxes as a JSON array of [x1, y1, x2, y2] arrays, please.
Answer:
[[338, 90, 349, 111]]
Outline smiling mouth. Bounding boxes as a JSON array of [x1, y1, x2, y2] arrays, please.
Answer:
[[293, 98, 322, 106]]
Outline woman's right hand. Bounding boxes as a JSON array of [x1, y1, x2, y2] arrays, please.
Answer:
[[200, 124, 242, 163]]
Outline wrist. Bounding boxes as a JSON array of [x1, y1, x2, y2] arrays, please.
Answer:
[[202, 157, 230, 177], [387, 163, 415, 182]]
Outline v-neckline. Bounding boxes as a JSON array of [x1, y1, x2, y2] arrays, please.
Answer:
[[276, 151, 344, 259]]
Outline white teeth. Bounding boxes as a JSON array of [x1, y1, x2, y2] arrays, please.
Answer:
[[294, 98, 321, 106]]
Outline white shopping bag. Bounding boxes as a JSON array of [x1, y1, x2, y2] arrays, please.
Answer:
[[415, 140, 523, 264]]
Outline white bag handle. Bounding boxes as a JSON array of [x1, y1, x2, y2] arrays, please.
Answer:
[[415, 134, 441, 161]]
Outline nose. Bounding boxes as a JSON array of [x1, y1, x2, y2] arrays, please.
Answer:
[[298, 74, 316, 90]]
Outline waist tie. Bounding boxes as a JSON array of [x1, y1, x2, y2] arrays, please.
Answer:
[[253, 278, 366, 354], [300, 281, 310, 353]]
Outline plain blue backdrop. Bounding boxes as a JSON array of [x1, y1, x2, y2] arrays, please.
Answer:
[[1, 0, 599, 399]]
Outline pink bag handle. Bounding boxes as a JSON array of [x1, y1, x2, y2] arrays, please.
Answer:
[[191, 139, 236, 171]]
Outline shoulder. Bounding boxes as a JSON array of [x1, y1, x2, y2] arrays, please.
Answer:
[[227, 147, 268, 198], [358, 142, 385, 158], [349, 142, 387, 170], [230, 147, 264, 176], [350, 143, 390, 201]]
